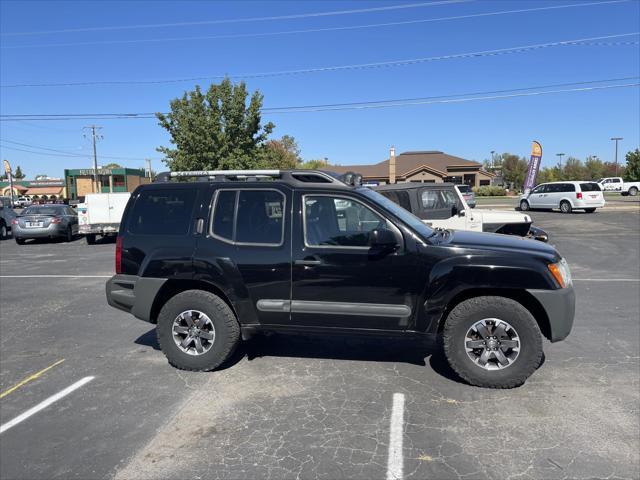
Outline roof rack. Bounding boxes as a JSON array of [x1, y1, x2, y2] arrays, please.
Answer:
[[153, 169, 363, 186]]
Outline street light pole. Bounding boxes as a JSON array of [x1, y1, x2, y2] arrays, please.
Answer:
[[556, 153, 565, 170], [611, 137, 623, 176]]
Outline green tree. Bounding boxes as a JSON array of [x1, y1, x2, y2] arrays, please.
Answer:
[[156, 78, 274, 171], [500, 153, 528, 189], [103, 163, 122, 169], [300, 158, 329, 169], [624, 149, 640, 181], [584, 156, 605, 180], [259, 135, 301, 169], [13, 165, 25, 179], [562, 157, 586, 180]]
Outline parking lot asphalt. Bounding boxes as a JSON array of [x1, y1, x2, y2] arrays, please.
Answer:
[[1, 210, 639, 480]]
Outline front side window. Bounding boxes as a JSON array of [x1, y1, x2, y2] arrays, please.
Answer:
[[128, 189, 196, 235], [531, 185, 546, 194], [211, 189, 285, 245], [420, 189, 459, 210], [304, 196, 386, 248]]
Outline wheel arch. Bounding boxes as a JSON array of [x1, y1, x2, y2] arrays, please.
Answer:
[[437, 288, 552, 341], [149, 279, 237, 324]]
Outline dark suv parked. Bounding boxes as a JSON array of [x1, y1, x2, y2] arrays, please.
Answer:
[[106, 170, 575, 388]]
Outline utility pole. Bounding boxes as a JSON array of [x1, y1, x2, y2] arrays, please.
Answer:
[[145, 158, 152, 179], [83, 125, 103, 193], [611, 137, 623, 176], [556, 153, 565, 170]]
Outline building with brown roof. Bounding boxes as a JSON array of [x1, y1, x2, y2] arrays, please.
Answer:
[[331, 148, 494, 187]]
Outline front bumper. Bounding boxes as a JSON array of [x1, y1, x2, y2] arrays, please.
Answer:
[[14, 224, 66, 239], [106, 274, 167, 322], [527, 286, 575, 342]]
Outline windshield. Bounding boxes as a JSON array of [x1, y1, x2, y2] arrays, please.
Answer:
[[357, 187, 435, 239], [23, 206, 65, 216]]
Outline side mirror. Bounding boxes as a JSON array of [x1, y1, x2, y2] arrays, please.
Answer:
[[369, 228, 398, 249]]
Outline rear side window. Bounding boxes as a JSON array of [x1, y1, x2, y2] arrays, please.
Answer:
[[561, 183, 576, 192], [378, 191, 412, 212], [580, 183, 601, 192], [211, 189, 285, 245], [128, 189, 196, 235]]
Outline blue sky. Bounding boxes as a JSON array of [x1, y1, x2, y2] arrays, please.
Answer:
[[1, 0, 639, 179]]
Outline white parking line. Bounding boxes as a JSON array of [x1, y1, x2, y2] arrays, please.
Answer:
[[0, 275, 111, 278], [0, 376, 94, 434], [387, 392, 405, 480], [573, 278, 640, 282]]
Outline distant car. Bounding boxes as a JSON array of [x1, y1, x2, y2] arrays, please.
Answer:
[[374, 183, 548, 242], [597, 177, 640, 196], [15, 196, 32, 208], [12, 204, 78, 244], [519, 181, 605, 213], [0, 196, 18, 240], [456, 184, 476, 208]]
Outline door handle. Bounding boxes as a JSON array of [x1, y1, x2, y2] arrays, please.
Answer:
[[295, 259, 322, 266]]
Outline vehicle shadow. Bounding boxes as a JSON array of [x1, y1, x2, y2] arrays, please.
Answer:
[[134, 327, 466, 385]]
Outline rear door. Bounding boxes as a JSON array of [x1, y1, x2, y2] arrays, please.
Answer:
[[86, 194, 110, 224], [580, 182, 604, 205], [107, 193, 132, 224]]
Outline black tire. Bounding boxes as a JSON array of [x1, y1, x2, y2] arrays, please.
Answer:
[[15, 237, 25, 245], [86, 234, 96, 245], [156, 290, 240, 372], [584, 208, 596, 213], [559, 200, 572, 214], [519, 200, 530, 211], [0, 221, 7, 240], [442, 296, 543, 389], [65, 226, 73, 242], [629, 187, 638, 196]]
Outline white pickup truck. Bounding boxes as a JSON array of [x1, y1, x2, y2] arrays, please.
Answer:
[[77, 193, 131, 244], [597, 177, 640, 196]]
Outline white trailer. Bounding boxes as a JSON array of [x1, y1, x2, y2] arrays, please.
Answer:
[[78, 193, 131, 244]]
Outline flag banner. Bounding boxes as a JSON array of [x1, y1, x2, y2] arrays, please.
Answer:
[[523, 141, 542, 194]]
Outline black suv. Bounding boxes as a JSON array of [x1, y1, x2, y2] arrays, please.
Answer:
[[106, 170, 575, 388]]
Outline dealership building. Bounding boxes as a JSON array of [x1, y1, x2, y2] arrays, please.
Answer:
[[64, 167, 150, 199]]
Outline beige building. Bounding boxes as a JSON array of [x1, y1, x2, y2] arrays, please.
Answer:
[[332, 148, 494, 187]]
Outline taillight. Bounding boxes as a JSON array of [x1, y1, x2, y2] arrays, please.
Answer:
[[50, 217, 62, 224], [11, 219, 18, 225], [115, 236, 122, 274], [576, 192, 583, 200]]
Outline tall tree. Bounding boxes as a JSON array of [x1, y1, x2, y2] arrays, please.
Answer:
[[563, 157, 586, 180], [156, 78, 274, 171], [103, 163, 122, 169], [13, 166, 25, 179], [500, 153, 528, 189], [260, 135, 301, 169], [624, 149, 640, 181], [584, 156, 605, 180]]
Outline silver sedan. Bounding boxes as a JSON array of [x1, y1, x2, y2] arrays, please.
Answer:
[[13, 205, 78, 244]]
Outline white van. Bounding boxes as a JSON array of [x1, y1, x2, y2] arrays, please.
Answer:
[[78, 192, 131, 244], [519, 181, 605, 213]]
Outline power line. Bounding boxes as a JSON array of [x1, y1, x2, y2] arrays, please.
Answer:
[[1, 0, 630, 49], [2, 33, 637, 88], [0, 1, 465, 37], [0, 139, 156, 161], [1, 77, 637, 120]]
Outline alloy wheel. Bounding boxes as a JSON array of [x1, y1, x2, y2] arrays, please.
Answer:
[[172, 310, 216, 356], [464, 318, 520, 370]]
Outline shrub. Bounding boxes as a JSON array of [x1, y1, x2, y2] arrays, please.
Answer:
[[472, 185, 507, 196]]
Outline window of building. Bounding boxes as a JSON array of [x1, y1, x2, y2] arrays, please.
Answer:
[[211, 189, 285, 245], [128, 189, 196, 235], [113, 175, 125, 188], [304, 196, 386, 248], [479, 180, 491, 186]]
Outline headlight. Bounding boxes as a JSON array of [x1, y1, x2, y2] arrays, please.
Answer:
[[548, 258, 572, 288]]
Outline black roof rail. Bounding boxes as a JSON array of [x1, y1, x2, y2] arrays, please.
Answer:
[[153, 169, 363, 186]]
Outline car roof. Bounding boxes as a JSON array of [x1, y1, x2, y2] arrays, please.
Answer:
[[539, 180, 598, 185], [374, 182, 458, 191]]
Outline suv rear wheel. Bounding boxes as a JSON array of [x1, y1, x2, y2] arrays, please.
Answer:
[[156, 290, 240, 371], [443, 296, 543, 388]]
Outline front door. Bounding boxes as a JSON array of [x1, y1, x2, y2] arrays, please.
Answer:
[[528, 185, 547, 208], [291, 192, 416, 330]]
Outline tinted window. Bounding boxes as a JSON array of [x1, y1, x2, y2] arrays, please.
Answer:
[[531, 185, 546, 194], [128, 189, 196, 235], [580, 183, 601, 192], [612, 178, 622, 183], [561, 183, 576, 192], [212, 190, 236, 241], [236, 190, 284, 245], [23, 206, 65, 215], [304, 196, 386, 247], [378, 190, 412, 212], [457, 185, 471, 193]]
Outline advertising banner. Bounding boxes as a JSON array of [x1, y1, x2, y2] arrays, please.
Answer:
[[523, 141, 542, 194], [3, 159, 14, 207]]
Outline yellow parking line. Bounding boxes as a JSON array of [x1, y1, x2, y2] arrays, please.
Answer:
[[0, 359, 65, 400]]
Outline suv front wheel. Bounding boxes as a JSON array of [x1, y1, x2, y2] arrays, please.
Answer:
[[443, 296, 543, 388], [156, 290, 240, 371]]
